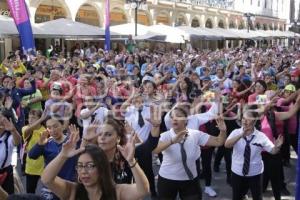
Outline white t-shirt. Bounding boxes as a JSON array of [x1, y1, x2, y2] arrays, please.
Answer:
[[227, 128, 274, 177], [158, 128, 210, 181], [0, 133, 15, 168], [81, 107, 109, 136]]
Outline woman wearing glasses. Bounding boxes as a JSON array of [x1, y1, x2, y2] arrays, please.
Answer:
[[41, 128, 150, 200]]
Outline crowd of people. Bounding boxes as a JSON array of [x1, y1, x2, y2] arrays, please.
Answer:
[[0, 42, 299, 200]]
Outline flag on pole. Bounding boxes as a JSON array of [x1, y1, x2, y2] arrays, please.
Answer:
[[7, 0, 35, 54], [105, 0, 111, 51]]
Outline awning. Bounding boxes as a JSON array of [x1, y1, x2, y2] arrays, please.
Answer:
[[0, 15, 18, 37], [110, 23, 151, 36], [34, 18, 111, 39], [178, 26, 224, 40]]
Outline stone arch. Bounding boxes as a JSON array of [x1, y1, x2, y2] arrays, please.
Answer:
[[191, 16, 201, 27], [218, 19, 225, 28], [174, 13, 188, 26], [155, 10, 170, 25], [33, 0, 72, 23], [138, 10, 153, 26], [279, 26, 283, 31], [229, 20, 236, 29], [205, 18, 213, 28], [256, 23, 261, 30], [238, 20, 245, 29], [75, 3, 101, 26], [263, 23, 268, 30], [110, 7, 128, 25], [269, 24, 273, 30]]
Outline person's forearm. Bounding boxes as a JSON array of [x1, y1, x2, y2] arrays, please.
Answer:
[[0, 186, 8, 200], [80, 106, 99, 120], [41, 153, 68, 186], [215, 130, 227, 146], [153, 140, 173, 154], [23, 118, 43, 139], [271, 146, 280, 155], [11, 128, 21, 146], [28, 96, 43, 104], [224, 133, 243, 148], [277, 103, 300, 120], [128, 159, 150, 197]]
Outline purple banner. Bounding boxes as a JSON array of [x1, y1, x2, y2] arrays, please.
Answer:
[[105, 0, 111, 51], [7, 0, 35, 53]]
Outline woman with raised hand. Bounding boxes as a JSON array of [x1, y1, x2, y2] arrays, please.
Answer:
[[224, 104, 284, 200], [41, 126, 150, 200], [81, 105, 161, 198], [153, 107, 227, 199]]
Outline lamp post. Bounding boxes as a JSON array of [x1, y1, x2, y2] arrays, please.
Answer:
[[293, 19, 300, 47], [125, 0, 147, 36], [243, 13, 255, 33]]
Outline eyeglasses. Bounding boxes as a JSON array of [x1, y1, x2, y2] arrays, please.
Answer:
[[75, 163, 96, 172]]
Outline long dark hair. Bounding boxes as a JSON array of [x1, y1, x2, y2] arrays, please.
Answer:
[[75, 145, 117, 200], [178, 77, 194, 103]]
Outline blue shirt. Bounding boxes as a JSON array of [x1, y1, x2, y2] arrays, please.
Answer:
[[28, 137, 77, 182]]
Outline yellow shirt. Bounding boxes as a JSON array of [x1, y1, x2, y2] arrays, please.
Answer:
[[22, 125, 46, 175], [0, 62, 27, 74]]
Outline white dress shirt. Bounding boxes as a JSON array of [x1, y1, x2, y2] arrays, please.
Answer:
[[0, 133, 14, 169], [125, 105, 152, 142], [164, 102, 219, 130], [81, 107, 109, 136], [158, 128, 210, 181], [227, 128, 274, 177]]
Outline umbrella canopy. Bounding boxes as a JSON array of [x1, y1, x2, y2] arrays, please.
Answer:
[[178, 26, 224, 40], [0, 15, 18, 37], [110, 23, 151, 36], [148, 25, 186, 43], [33, 18, 109, 39]]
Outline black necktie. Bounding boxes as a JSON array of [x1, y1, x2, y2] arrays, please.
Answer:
[[242, 135, 255, 176], [138, 109, 145, 128], [180, 138, 194, 180], [91, 113, 97, 123]]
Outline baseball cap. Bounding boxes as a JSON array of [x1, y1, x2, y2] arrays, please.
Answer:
[[284, 84, 296, 92]]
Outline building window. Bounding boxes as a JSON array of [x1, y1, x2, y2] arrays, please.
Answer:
[[258, 0, 260, 6]]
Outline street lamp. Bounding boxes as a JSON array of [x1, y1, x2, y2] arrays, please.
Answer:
[[293, 19, 300, 47], [243, 13, 255, 33], [125, 0, 147, 36]]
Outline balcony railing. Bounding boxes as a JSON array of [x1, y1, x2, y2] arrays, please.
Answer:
[[166, 0, 234, 9]]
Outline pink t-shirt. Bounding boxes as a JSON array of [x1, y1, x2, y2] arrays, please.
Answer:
[[248, 93, 257, 103], [260, 113, 283, 144], [277, 98, 297, 134]]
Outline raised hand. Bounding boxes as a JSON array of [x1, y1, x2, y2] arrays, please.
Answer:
[[145, 105, 161, 127], [5, 118, 17, 132], [61, 128, 84, 158], [275, 135, 284, 148], [172, 129, 188, 144], [69, 124, 80, 137], [4, 96, 13, 109], [117, 131, 137, 163], [216, 116, 227, 132], [38, 130, 49, 145], [84, 119, 101, 141]]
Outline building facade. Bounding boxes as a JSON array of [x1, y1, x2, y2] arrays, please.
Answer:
[[0, 0, 289, 31]]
